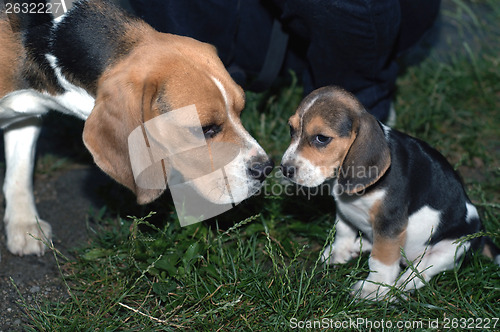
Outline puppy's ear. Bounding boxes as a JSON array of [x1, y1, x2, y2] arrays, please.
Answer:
[[338, 112, 391, 194], [83, 65, 165, 204]]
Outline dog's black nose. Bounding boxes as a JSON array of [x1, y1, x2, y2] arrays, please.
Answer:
[[280, 164, 295, 179], [249, 158, 274, 182]]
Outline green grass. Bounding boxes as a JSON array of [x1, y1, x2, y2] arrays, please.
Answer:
[[20, 1, 500, 330]]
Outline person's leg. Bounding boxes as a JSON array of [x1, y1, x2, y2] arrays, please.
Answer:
[[130, 0, 274, 85], [280, 0, 401, 121]]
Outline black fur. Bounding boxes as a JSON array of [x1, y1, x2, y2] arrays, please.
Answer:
[[6, 0, 63, 92], [51, 0, 142, 93], [374, 127, 482, 244], [10, 0, 143, 94]]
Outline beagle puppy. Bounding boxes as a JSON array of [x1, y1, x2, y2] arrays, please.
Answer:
[[281, 86, 499, 299], [0, 1, 272, 258]]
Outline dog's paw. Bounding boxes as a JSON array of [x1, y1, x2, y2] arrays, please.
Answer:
[[397, 268, 427, 291], [351, 279, 391, 300], [321, 242, 359, 265], [6, 220, 52, 256]]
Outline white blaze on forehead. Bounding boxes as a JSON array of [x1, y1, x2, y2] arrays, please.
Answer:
[[287, 93, 321, 156], [210, 76, 230, 114], [282, 94, 321, 164], [210, 76, 265, 155], [300, 93, 321, 118]]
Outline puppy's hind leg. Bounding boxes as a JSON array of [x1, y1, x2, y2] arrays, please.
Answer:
[[3, 117, 52, 256], [398, 240, 469, 290]]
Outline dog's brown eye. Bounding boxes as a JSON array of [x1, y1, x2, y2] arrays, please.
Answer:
[[289, 124, 296, 138], [202, 124, 221, 139], [313, 134, 332, 146]]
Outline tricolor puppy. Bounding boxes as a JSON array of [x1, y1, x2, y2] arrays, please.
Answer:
[[281, 86, 499, 299], [0, 0, 272, 258]]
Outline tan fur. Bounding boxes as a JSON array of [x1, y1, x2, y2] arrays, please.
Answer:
[[368, 198, 383, 226], [289, 113, 299, 130], [298, 116, 354, 179], [83, 29, 246, 204], [371, 230, 406, 265], [482, 243, 494, 259], [0, 16, 24, 97]]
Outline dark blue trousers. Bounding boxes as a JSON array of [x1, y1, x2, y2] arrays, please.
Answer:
[[131, 0, 440, 121]]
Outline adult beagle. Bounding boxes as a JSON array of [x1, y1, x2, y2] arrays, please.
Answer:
[[280, 86, 499, 299], [0, 1, 272, 258]]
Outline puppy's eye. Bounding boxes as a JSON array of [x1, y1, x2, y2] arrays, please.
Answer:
[[202, 124, 221, 139], [313, 134, 332, 146], [289, 124, 296, 138]]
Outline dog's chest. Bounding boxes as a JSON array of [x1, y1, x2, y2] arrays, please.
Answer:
[[332, 188, 387, 238]]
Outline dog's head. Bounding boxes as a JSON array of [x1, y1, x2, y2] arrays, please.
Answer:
[[280, 86, 391, 194], [83, 32, 273, 205]]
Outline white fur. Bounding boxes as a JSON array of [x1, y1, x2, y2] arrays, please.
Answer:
[[0, 90, 57, 128], [300, 93, 321, 115], [352, 257, 400, 299], [0, 55, 94, 128], [398, 240, 470, 290], [326, 204, 469, 298], [1, 53, 95, 257], [281, 94, 327, 187], [380, 122, 392, 139], [404, 205, 441, 261], [207, 77, 267, 204], [322, 218, 372, 265], [281, 138, 299, 162], [45, 54, 95, 120], [289, 154, 325, 187], [465, 202, 479, 224], [333, 188, 387, 239], [3, 118, 52, 256]]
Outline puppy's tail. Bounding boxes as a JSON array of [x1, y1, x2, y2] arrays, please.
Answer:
[[482, 237, 500, 266]]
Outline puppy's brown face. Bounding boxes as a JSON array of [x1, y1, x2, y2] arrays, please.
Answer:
[[280, 86, 391, 193]]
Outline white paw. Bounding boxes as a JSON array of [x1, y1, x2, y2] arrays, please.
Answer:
[[352, 258, 401, 300], [321, 241, 359, 265], [6, 219, 52, 256], [351, 279, 391, 300], [397, 268, 427, 290]]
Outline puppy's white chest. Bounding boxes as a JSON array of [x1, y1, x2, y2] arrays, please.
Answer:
[[333, 188, 387, 238]]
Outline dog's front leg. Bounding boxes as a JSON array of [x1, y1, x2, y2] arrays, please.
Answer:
[[352, 230, 406, 300], [322, 217, 370, 265], [3, 117, 52, 256]]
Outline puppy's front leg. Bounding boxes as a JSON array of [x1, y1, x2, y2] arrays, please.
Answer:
[[322, 217, 370, 265], [352, 230, 406, 300], [3, 117, 52, 256]]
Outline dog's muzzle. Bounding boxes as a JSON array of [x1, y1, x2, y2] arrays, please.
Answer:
[[248, 158, 274, 182]]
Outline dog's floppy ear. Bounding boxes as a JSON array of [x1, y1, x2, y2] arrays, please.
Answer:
[[338, 111, 391, 194], [83, 64, 165, 204]]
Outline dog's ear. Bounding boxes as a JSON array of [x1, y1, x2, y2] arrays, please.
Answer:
[[338, 112, 391, 194], [83, 64, 165, 204]]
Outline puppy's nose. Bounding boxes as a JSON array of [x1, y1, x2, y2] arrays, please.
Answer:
[[249, 158, 274, 182], [280, 164, 295, 179]]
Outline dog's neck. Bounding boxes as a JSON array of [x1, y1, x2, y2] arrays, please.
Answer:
[[49, 0, 149, 94]]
